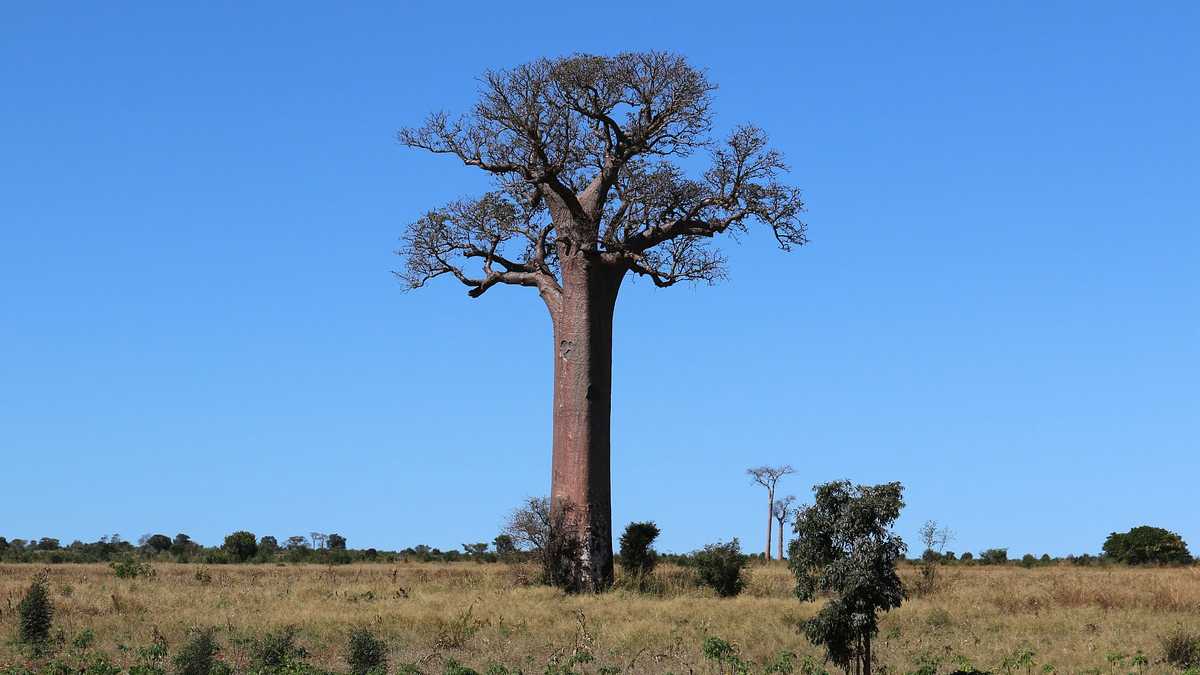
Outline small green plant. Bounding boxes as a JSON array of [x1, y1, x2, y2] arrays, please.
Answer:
[[1000, 647, 1036, 675], [345, 626, 387, 675], [173, 628, 221, 675], [702, 636, 751, 675], [111, 559, 157, 579], [18, 571, 54, 645], [692, 540, 748, 597]]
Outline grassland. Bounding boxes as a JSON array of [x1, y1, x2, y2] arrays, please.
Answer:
[[2, 562, 1198, 673]]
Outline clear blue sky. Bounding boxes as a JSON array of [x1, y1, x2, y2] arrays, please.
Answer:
[[2, 3, 1197, 557]]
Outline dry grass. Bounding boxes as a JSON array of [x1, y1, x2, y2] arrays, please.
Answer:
[[2, 562, 1199, 673]]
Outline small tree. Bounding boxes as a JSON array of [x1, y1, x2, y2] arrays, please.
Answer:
[[692, 539, 748, 597], [1102, 526, 1193, 565], [327, 533, 348, 551], [790, 481, 906, 675], [18, 571, 53, 645], [223, 531, 258, 563], [914, 520, 954, 596], [748, 465, 795, 560], [618, 521, 661, 583]]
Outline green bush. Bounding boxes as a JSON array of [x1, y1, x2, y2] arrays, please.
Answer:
[[173, 628, 221, 675], [18, 571, 54, 644], [692, 539, 748, 597], [252, 625, 307, 672], [111, 559, 157, 579], [978, 548, 1008, 565], [618, 521, 660, 578], [1104, 526, 1193, 565], [345, 626, 387, 675]]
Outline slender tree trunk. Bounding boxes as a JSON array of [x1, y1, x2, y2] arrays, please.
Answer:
[[777, 518, 785, 560], [549, 250, 623, 592], [765, 487, 774, 560]]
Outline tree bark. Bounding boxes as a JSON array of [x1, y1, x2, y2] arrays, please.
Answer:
[[863, 633, 871, 675], [549, 249, 624, 592], [766, 487, 774, 560], [777, 519, 785, 560]]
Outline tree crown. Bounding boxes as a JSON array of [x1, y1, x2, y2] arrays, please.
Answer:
[[397, 51, 807, 305]]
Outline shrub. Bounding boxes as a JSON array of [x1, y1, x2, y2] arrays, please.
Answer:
[[173, 628, 220, 675], [111, 559, 157, 579], [960, 552, 974, 562], [252, 625, 307, 672], [1020, 554, 1037, 568], [18, 571, 54, 644], [345, 627, 387, 675], [222, 531, 258, 563], [692, 539, 747, 597], [1104, 526, 1193, 565], [978, 548, 1008, 565], [504, 497, 582, 590], [618, 521, 660, 588], [1162, 627, 1200, 669]]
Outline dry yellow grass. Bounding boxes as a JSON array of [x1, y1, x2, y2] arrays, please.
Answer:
[[2, 562, 1198, 673]]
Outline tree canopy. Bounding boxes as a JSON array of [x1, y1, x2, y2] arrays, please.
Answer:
[[1102, 526, 1192, 565], [396, 51, 807, 306]]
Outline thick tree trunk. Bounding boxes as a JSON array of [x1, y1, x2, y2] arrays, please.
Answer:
[[549, 250, 623, 592]]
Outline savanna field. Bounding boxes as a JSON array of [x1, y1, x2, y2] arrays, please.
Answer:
[[3, 562, 1199, 674]]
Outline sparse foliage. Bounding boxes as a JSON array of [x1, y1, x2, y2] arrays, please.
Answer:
[[748, 466, 795, 560], [504, 496, 582, 590]]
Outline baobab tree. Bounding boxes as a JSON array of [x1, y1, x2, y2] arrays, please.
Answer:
[[773, 494, 796, 560], [748, 465, 795, 560], [397, 52, 808, 591]]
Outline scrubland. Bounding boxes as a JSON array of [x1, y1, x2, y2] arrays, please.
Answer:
[[2, 562, 1198, 673]]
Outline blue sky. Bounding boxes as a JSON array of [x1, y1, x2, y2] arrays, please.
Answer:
[[1, 3, 1196, 557]]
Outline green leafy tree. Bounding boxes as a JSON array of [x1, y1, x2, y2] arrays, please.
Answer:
[[327, 533, 347, 551], [222, 531, 258, 563], [1102, 526, 1193, 565], [789, 481, 907, 675]]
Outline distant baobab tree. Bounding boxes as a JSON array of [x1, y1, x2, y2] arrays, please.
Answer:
[[772, 494, 796, 560], [748, 465, 795, 560], [398, 52, 808, 591]]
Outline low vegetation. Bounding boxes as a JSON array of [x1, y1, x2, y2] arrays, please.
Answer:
[[2, 562, 1199, 674]]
